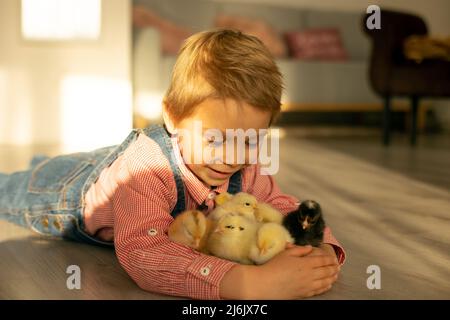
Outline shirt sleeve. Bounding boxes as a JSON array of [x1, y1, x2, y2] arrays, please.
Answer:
[[112, 151, 237, 300], [243, 164, 346, 265]]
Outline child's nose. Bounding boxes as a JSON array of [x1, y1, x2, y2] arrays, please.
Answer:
[[222, 148, 254, 166]]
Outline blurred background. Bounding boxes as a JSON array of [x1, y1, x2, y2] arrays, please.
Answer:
[[0, 0, 449, 155]]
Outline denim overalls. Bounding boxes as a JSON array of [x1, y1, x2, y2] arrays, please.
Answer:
[[0, 124, 242, 247]]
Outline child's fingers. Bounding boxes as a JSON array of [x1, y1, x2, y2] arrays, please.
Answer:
[[309, 284, 333, 298], [285, 244, 313, 257], [308, 247, 338, 264], [312, 265, 340, 281], [307, 255, 339, 268], [312, 274, 337, 292], [307, 247, 328, 257], [285, 242, 295, 249]]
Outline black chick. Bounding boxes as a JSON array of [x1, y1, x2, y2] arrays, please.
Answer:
[[282, 200, 325, 247]]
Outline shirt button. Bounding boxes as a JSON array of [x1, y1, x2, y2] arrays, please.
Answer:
[[207, 192, 216, 200], [200, 266, 210, 276], [148, 228, 157, 236]]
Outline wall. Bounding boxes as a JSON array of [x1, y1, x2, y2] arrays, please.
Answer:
[[0, 0, 132, 152]]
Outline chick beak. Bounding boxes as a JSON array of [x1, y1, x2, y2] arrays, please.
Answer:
[[302, 220, 310, 230], [259, 241, 267, 255], [193, 238, 200, 248]]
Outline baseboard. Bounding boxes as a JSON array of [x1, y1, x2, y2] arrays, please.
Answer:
[[280, 102, 432, 131]]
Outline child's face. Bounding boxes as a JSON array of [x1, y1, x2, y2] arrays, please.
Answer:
[[174, 98, 271, 187]]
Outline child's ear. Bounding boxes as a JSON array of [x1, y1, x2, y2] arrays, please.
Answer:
[[162, 103, 177, 135]]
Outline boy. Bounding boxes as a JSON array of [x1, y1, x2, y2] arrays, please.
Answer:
[[0, 30, 345, 299]]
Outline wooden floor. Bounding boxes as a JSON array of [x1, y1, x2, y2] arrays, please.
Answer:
[[1, 128, 449, 299]]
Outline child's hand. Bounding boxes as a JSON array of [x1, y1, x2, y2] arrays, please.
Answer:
[[316, 244, 340, 263], [286, 243, 339, 264], [289, 243, 341, 282], [243, 245, 340, 299]]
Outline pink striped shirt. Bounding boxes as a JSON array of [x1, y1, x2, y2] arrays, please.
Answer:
[[83, 132, 346, 299]]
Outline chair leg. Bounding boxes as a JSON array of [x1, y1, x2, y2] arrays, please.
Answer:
[[383, 95, 391, 146], [410, 96, 419, 146]]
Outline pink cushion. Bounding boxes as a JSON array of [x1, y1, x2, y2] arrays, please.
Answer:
[[214, 14, 288, 58], [284, 28, 348, 60], [133, 5, 192, 55]]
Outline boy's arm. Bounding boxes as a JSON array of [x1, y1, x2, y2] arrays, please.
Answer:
[[112, 162, 238, 300], [243, 164, 346, 265]]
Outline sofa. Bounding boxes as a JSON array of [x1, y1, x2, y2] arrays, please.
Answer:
[[132, 0, 380, 123]]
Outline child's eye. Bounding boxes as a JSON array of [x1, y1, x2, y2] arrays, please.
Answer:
[[206, 138, 223, 147], [245, 140, 258, 147]]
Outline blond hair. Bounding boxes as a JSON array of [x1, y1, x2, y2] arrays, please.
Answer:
[[163, 29, 283, 124]]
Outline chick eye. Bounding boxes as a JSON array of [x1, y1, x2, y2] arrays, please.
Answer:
[[225, 225, 234, 229], [244, 202, 251, 207], [239, 227, 244, 231]]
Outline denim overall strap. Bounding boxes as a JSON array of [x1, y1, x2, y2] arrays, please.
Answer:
[[142, 125, 186, 218], [227, 171, 242, 194]]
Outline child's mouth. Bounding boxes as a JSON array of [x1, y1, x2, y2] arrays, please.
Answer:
[[206, 166, 234, 179]]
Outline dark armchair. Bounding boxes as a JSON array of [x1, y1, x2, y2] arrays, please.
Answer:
[[363, 9, 450, 145]]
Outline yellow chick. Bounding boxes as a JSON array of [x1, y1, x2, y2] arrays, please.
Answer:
[[254, 202, 284, 224], [249, 222, 294, 265], [206, 214, 258, 265], [213, 191, 233, 206], [209, 192, 258, 222], [168, 210, 214, 253]]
